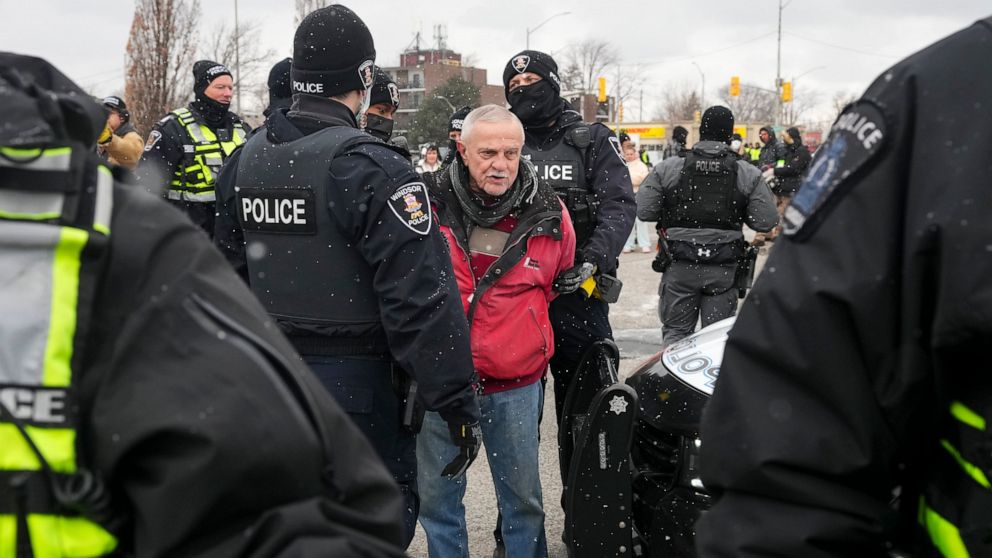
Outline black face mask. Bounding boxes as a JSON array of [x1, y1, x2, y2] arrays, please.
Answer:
[[508, 81, 561, 127], [364, 112, 394, 142], [192, 90, 230, 124]]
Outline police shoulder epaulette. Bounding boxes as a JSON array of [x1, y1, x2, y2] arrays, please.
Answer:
[[782, 99, 889, 240], [346, 139, 412, 181]]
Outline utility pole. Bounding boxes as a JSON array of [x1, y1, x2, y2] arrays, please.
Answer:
[[234, 0, 241, 114], [639, 89, 643, 122], [775, 0, 790, 126], [692, 61, 706, 110]]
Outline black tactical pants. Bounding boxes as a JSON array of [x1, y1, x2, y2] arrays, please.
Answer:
[[659, 260, 739, 345], [305, 355, 418, 547], [165, 199, 215, 239], [548, 292, 613, 426]]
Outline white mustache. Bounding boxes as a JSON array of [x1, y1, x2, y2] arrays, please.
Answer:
[[487, 172, 509, 179]]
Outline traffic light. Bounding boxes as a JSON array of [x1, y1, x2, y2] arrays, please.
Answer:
[[618, 102, 624, 122], [597, 77, 607, 103], [730, 76, 740, 97], [782, 81, 793, 103]]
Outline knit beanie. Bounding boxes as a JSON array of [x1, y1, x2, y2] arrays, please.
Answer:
[[368, 66, 399, 109], [449, 105, 472, 133], [502, 50, 561, 96], [291, 5, 376, 97], [267, 57, 293, 105], [699, 106, 734, 143], [192, 60, 232, 96]]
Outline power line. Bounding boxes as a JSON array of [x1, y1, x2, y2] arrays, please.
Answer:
[[76, 67, 125, 81], [82, 71, 126, 88], [784, 31, 899, 59], [631, 31, 777, 67]]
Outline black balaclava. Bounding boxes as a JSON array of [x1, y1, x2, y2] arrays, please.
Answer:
[[292, 4, 376, 118], [672, 125, 688, 146], [265, 57, 292, 115], [191, 60, 232, 124], [699, 106, 734, 143], [502, 50, 564, 128], [0, 52, 106, 147], [364, 66, 398, 141]]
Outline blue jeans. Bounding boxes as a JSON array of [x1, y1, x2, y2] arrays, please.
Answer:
[[417, 381, 547, 558], [624, 217, 652, 250]]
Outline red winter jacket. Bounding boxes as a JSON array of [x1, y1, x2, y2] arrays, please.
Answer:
[[430, 162, 576, 394]]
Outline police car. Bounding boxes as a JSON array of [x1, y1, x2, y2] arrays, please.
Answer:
[[561, 317, 734, 557]]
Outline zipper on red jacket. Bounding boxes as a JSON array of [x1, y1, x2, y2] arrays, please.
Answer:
[[466, 213, 558, 324]]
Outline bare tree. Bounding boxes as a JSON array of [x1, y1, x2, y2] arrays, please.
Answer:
[[295, 0, 330, 26], [611, 64, 648, 123], [203, 20, 277, 116], [559, 39, 619, 94], [125, 0, 200, 136], [781, 89, 822, 127], [716, 82, 777, 124], [831, 90, 860, 118], [654, 81, 702, 122], [204, 21, 276, 83]]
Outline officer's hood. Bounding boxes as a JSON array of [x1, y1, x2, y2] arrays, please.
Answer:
[[691, 140, 731, 157], [0, 52, 106, 147], [264, 107, 305, 145]]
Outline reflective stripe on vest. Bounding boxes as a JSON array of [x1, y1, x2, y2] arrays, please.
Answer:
[[918, 497, 970, 558], [167, 107, 245, 202], [0, 146, 117, 557], [919, 400, 991, 558]]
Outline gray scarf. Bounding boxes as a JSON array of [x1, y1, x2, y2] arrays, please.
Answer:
[[449, 157, 539, 228]]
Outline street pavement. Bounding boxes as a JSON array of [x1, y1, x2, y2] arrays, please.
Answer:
[[407, 230, 772, 557]]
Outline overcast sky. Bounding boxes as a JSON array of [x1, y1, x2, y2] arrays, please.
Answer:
[[2, 0, 989, 127]]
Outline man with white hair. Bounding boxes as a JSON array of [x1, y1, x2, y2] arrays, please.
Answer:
[[417, 104, 576, 558]]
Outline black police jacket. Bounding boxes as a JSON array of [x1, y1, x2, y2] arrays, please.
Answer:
[[215, 96, 481, 426], [771, 141, 813, 196], [697, 16, 992, 558], [524, 107, 634, 274], [80, 179, 407, 557]]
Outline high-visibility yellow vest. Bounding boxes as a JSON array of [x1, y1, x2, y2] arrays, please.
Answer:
[[166, 107, 246, 203], [0, 146, 118, 557], [918, 400, 992, 557]]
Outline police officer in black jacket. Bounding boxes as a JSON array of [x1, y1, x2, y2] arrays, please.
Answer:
[[502, 50, 635, 424], [697, 16, 992, 557], [767, 127, 811, 197], [363, 66, 400, 143], [215, 7, 482, 546], [137, 60, 250, 237], [638, 106, 777, 344], [0, 51, 406, 558]]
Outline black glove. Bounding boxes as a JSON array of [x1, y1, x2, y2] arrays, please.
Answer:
[[553, 262, 596, 295], [652, 239, 672, 273], [441, 421, 482, 478]]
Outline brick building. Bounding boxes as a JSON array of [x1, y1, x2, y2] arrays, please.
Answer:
[[383, 47, 505, 136]]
